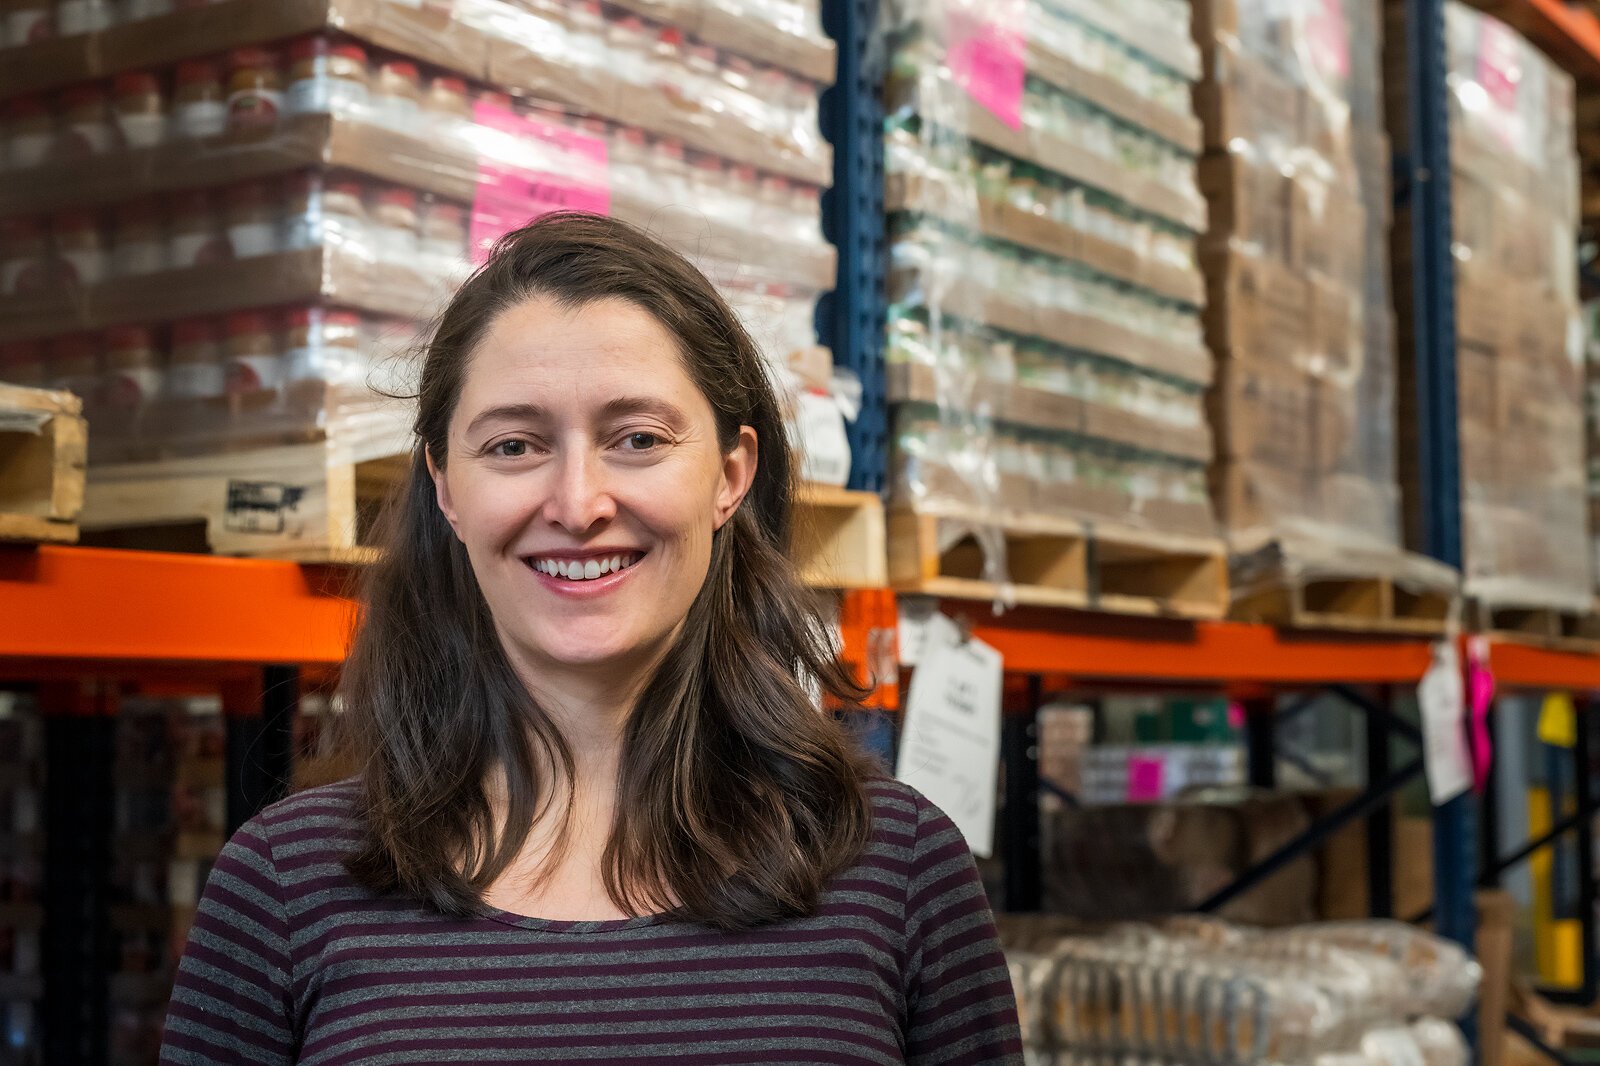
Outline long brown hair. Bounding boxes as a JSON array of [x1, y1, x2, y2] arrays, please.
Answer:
[[339, 212, 876, 931]]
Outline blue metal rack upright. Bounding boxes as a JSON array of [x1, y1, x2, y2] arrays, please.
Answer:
[[1393, 0, 1476, 954], [818, 0, 888, 493]]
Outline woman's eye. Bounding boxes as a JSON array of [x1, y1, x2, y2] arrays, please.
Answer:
[[623, 432, 661, 451], [493, 439, 530, 458]]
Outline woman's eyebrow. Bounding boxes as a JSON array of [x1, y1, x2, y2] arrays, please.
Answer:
[[464, 402, 549, 438], [599, 396, 689, 427]]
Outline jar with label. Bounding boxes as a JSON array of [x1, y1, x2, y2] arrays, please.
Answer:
[[56, 0, 116, 35], [223, 311, 283, 396], [371, 186, 419, 263], [419, 199, 467, 267], [282, 172, 369, 253], [173, 59, 227, 138], [284, 307, 363, 398], [167, 189, 232, 267], [226, 47, 284, 136], [3, 0, 53, 46], [651, 27, 692, 106], [123, 0, 173, 20], [285, 36, 370, 118], [0, 340, 46, 388], [370, 59, 421, 128], [112, 71, 165, 149], [165, 317, 226, 401], [653, 136, 691, 205], [49, 333, 101, 400], [101, 325, 164, 411], [0, 216, 48, 295], [420, 74, 470, 137], [54, 84, 120, 160], [52, 209, 108, 285], [3, 95, 54, 169], [224, 180, 281, 258], [111, 197, 166, 276]]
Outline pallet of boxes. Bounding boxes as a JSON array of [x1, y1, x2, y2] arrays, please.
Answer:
[[0, 0, 879, 583], [881, 0, 1228, 618], [1386, 2, 1594, 646], [1194, 0, 1459, 633]]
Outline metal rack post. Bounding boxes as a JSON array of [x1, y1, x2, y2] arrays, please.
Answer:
[[1397, 0, 1474, 952], [818, 0, 888, 492]]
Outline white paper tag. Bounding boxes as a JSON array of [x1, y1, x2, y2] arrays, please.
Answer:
[[1418, 640, 1472, 805], [895, 613, 1003, 856], [897, 595, 938, 666], [795, 389, 851, 487]]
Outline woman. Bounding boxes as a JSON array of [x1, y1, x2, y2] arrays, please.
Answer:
[[160, 213, 1022, 1065]]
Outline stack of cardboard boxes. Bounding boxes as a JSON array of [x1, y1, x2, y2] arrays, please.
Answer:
[[1195, 0, 1424, 584], [1389, 1, 1589, 613], [881, 0, 1218, 559]]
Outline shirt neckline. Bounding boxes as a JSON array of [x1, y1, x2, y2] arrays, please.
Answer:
[[481, 906, 676, 934]]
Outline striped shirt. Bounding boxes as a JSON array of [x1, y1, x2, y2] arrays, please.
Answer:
[[160, 778, 1023, 1064]]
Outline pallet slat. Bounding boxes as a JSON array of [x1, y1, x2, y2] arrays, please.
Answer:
[[889, 506, 1227, 619], [0, 384, 86, 545], [1228, 541, 1459, 635]]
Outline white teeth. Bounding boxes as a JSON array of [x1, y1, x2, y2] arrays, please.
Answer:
[[531, 553, 640, 580]]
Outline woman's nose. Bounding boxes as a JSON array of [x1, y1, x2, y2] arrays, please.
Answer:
[[544, 450, 617, 533]]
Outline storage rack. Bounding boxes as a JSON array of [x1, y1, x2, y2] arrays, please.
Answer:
[[1, 0, 1600, 1059]]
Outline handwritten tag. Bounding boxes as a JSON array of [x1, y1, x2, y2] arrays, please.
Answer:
[[945, 0, 1026, 131], [1418, 640, 1472, 805], [470, 102, 610, 264], [895, 613, 1003, 856]]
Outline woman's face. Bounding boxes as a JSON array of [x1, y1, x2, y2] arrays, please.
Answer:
[[429, 295, 757, 686]]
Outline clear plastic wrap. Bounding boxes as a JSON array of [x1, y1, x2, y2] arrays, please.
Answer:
[[1003, 919, 1479, 1064], [1402, 3, 1588, 611], [1194, 0, 1448, 610], [0, 2, 837, 473], [881, 0, 1214, 595]]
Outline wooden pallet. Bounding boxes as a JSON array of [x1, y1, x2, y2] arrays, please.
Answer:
[[82, 439, 888, 588], [790, 484, 887, 590], [888, 506, 1227, 619], [82, 439, 408, 563], [1228, 541, 1459, 635], [0, 384, 86, 545], [1470, 599, 1600, 652]]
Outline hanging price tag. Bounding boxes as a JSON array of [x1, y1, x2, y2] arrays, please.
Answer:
[[1417, 640, 1472, 806], [896, 613, 1003, 856]]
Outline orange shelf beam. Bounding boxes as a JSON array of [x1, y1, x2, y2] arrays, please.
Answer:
[[6, 545, 1600, 695], [0, 544, 357, 668], [950, 605, 1437, 687], [1482, 0, 1600, 80], [1488, 641, 1600, 691]]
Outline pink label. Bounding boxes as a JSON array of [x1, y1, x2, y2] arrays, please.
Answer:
[[1466, 637, 1495, 793], [1126, 753, 1165, 803], [471, 102, 610, 265], [1304, 0, 1350, 82], [945, 1, 1026, 131], [1476, 17, 1522, 149]]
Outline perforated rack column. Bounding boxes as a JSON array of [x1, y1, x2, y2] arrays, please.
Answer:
[[819, 0, 888, 493]]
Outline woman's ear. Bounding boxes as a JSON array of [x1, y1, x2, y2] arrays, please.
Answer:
[[425, 446, 463, 540], [714, 426, 759, 530]]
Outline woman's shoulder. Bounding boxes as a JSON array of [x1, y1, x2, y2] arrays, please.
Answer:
[[234, 777, 364, 857], [861, 776, 965, 867]]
